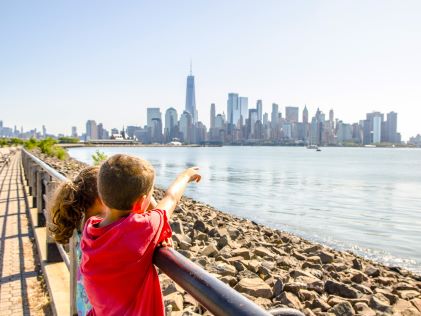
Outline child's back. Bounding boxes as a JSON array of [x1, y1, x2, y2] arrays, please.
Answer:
[[81, 154, 200, 316]]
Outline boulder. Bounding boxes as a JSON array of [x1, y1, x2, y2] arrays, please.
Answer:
[[354, 302, 376, 316], [277, 292, 303, 310], [214, 262, 237, 277], [234, 278, 273, 299], [170, 221, 184, 235], [273, 278, 284, 297], [365, 266, 380, 278], [193, 220, 207, 232], [318, 251, 334, 264], [254, 246, 275, 258], [392, 299, 420, 316], [232, 248, 251, 260], [397, 290, 420, 300], [254, 297, 272, 309], [411, 298, 421, 313], [324, 280, 359, 298], [164, 292, 184, 311], [350, 271, 368, 284], [202, 244, 218, 257], [328, 301, 355, 316], [369, 294, 391, 313], [352, 258, 363, 270]]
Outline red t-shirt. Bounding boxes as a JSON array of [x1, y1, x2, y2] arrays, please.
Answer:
[[80, 209, 172, 316]]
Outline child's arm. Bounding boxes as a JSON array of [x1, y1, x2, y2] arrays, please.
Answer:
[[156, 167, 201, 218], [147, 195, 158, 211]]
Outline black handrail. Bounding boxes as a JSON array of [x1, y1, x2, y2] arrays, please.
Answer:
[[21, 148, 304, 316]]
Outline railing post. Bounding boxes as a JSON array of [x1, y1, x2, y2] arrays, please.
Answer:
[[30, 164, 38, 207], [45, 180, 62, 262], [36, 170, 46, 227], [69, 231, 78, 316]]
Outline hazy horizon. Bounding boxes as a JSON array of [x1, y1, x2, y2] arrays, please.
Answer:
[[1, 1, 421, 140]]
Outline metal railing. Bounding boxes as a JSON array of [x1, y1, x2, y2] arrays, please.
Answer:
[[21, 148, 304, 316]]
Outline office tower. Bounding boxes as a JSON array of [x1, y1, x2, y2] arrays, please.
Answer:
[[71, 126, 77, 138], [86, 120, 98, 140], [215, 114, 225, 129], [227, 93, 239, 127], [98, 123, 106, 140], [271, 103, 279, 128], [210, 103, 216, 129], [185, 66, 197, 123], [42, 125, 46, 137], [372, 115, 382, 143], [263, 113, 269, 126], [151, 118, 163, 143], [364, 112, 384, 144], [256, 100, 263, 122], [0, 121, 3, 129], [303, 106, 309, 124], [248, 109, 258, 138], [285, 106, 299, 123], [329, 109, 334, 123], [179, 111, 193, 143], [165, 107, 178, 142], [147, 108, 162, 127], [386, 111, 398, 143], [239, 97, 249, 126]]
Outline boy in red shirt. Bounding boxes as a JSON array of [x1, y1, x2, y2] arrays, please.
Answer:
[[80, 154, 201, 316]]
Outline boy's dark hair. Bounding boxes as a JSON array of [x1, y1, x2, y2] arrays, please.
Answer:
[[98, 154, 155, 211]]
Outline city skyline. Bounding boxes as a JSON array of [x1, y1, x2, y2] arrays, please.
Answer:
[[1, 1, 421, 139]]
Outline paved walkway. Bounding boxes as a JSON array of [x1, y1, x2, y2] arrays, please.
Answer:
[[0, 151, 52, 316]]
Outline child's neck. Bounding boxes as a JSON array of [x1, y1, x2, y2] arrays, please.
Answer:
[[98, 208, 131, 228]]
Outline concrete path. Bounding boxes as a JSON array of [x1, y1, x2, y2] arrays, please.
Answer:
[[0, 151, 52, 316]]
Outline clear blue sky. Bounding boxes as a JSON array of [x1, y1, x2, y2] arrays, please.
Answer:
[[1, 1, 420, 140]]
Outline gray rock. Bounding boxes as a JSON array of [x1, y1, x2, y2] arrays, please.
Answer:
[[273, 278, 284, 297], [193, 220, 207, 232], [318, 251, 334, 264], [365, 266, 380, 278], [369, 295, 391, 313], [329, 301, 355, 316], [202, 244, 218, 257], [324, 280, 359, 298], [354, 302, 376, 316], [170, 221, 184, 235]]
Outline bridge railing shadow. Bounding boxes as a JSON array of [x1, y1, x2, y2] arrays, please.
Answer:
[[21, 148, 304, 316]]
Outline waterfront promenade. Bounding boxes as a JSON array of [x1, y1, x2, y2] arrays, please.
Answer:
[[0, 151, 51, 315]]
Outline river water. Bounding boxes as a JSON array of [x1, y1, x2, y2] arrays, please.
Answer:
[[68, 146, 421, 273]]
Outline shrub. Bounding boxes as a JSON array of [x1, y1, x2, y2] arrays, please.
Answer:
[[92, 150, 107, 166], [58, 137, 79, 144]]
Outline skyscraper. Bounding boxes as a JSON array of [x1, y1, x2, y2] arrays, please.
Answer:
[[303, 106, 308, 124], [86, 120, 98, 140], [147, 108, 161, 127], [185, 65, 197, 123], [256, 100, 263, 122], [271, 103, 279, 128], [210, 103, 216, 129], [386, 111, 398, 143], [165, 108, 178, 142], [239, 97, 249, 127], [285, 106, 299, 123], [179, 111, 193, 143], [227, 93, 239, 127]]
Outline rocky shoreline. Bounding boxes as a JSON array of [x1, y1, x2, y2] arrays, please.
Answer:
[[32, 150, 421, 316]]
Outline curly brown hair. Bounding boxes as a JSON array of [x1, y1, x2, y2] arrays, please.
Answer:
[[49, 166, 99, 244]]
